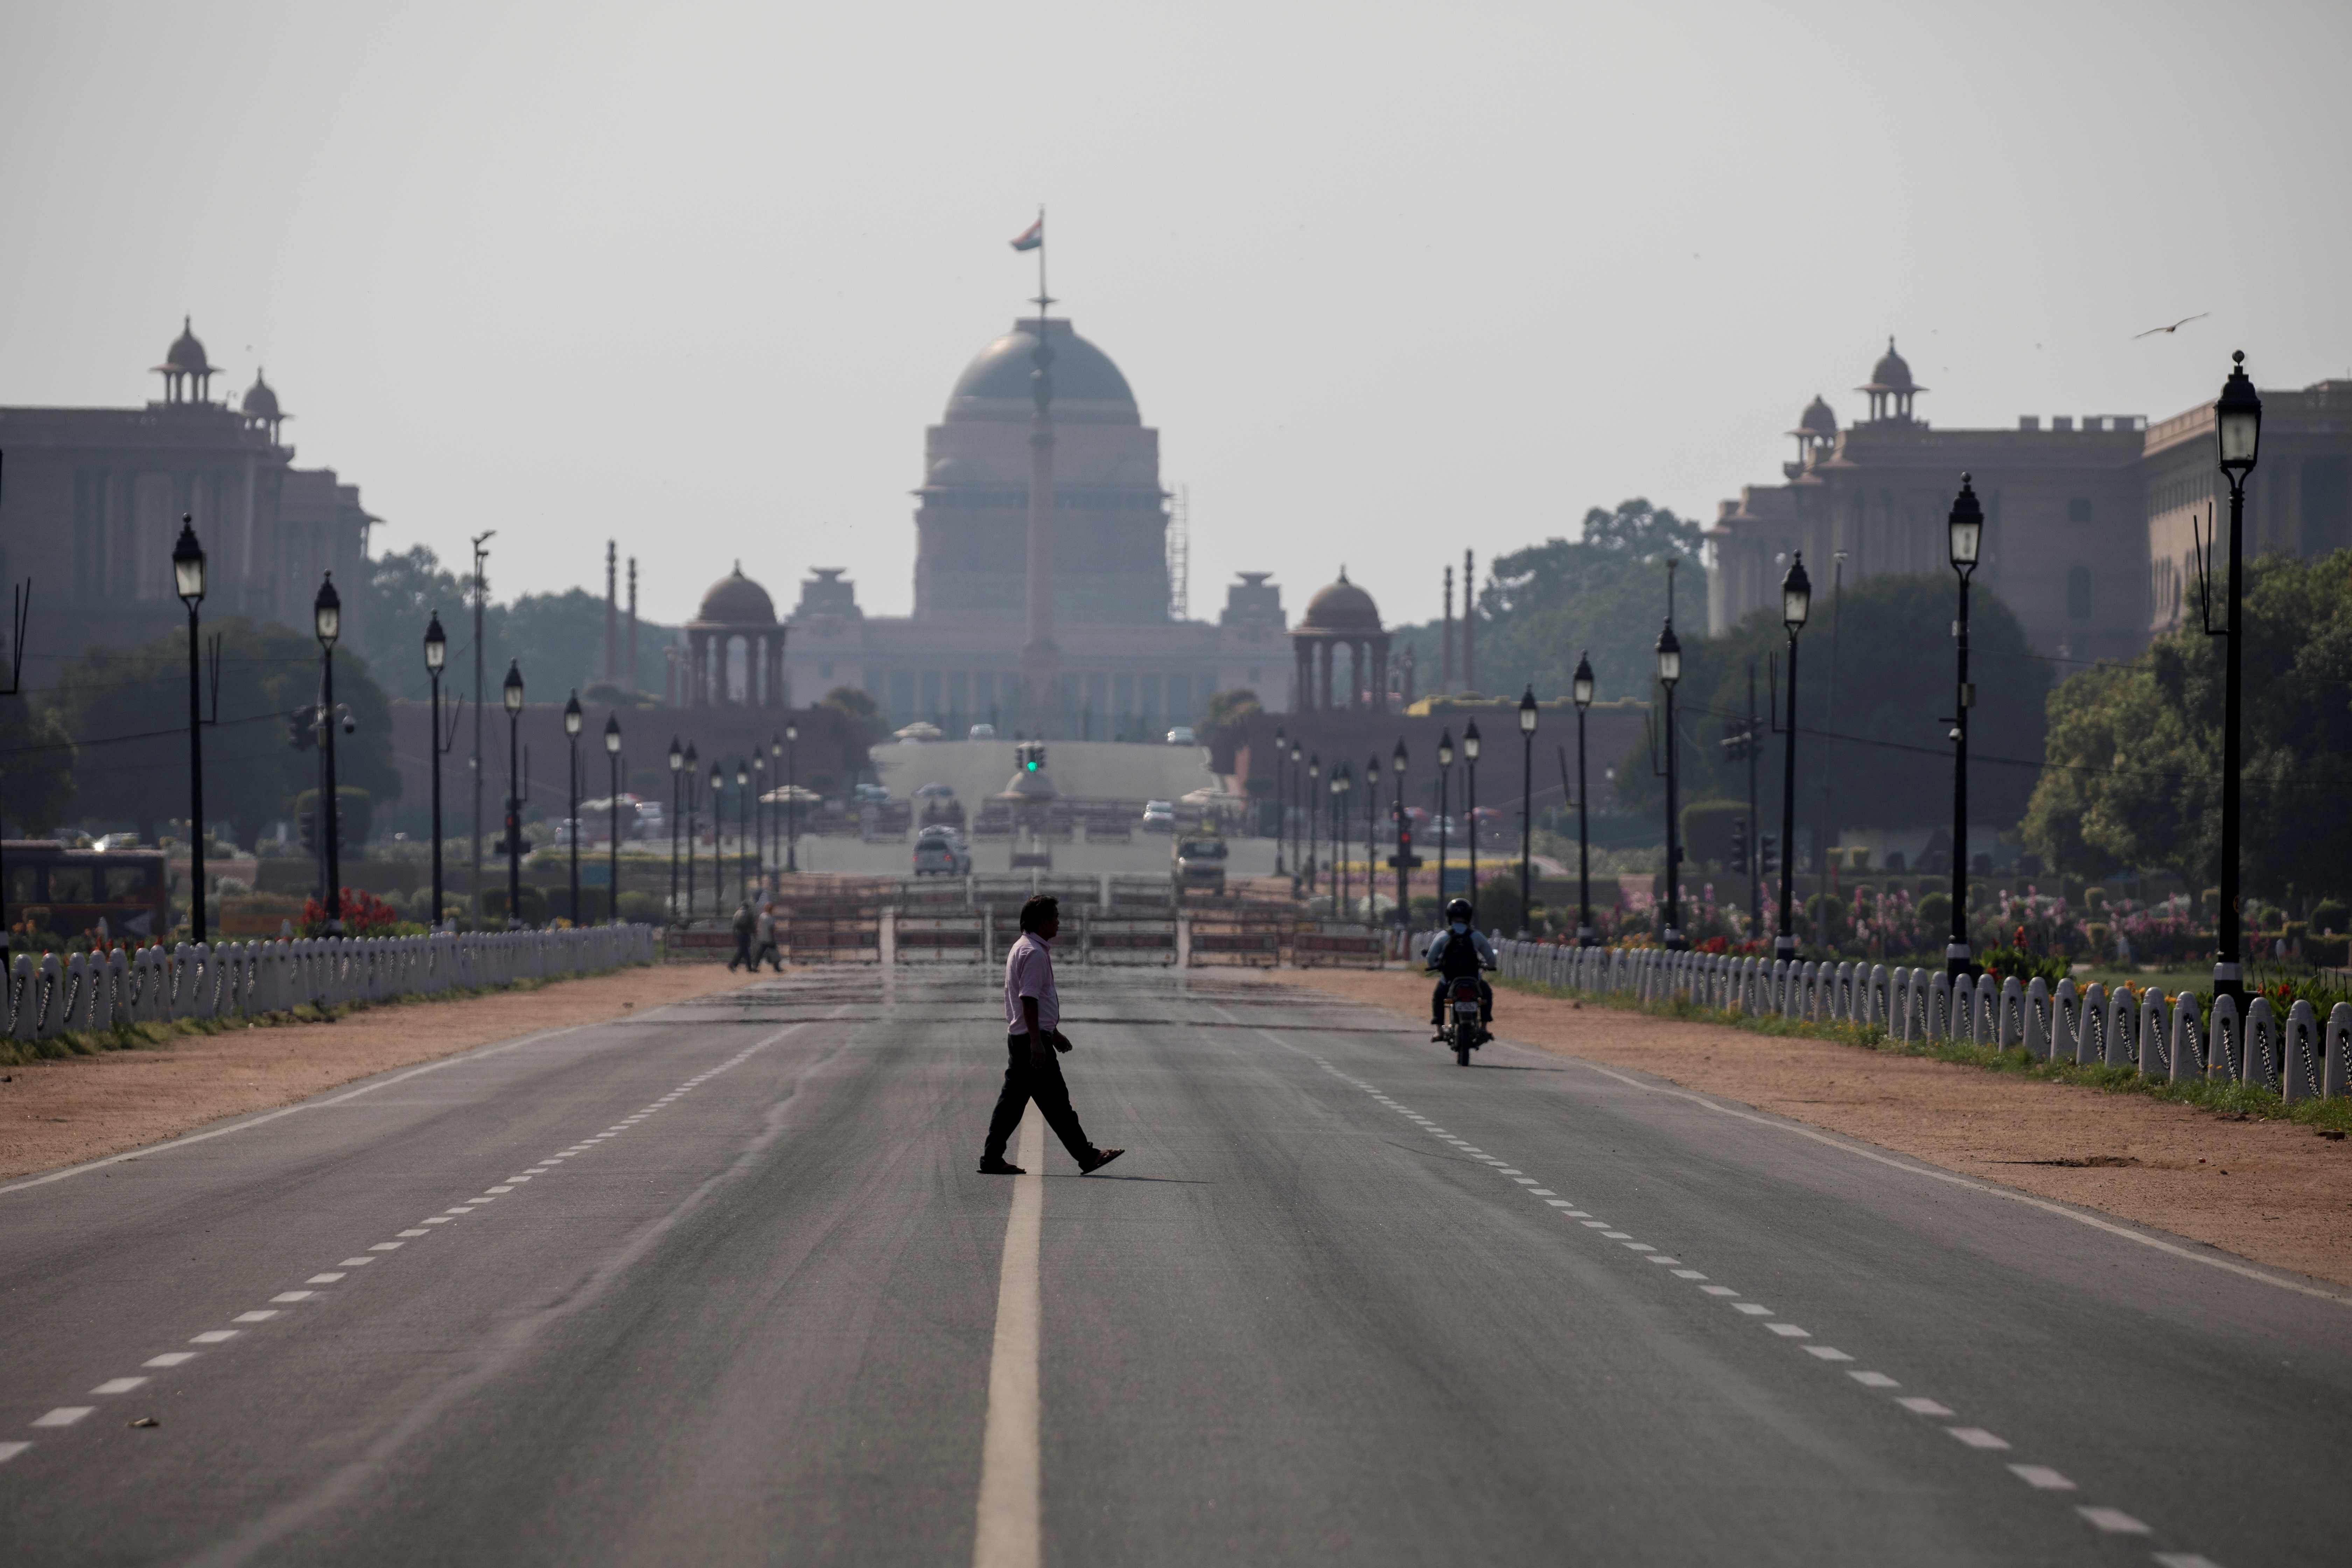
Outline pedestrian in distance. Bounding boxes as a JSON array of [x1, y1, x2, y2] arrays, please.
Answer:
[[751, 900, 783, 972], [727, 900, 755, 971], [979, 894, 1124, 1176]]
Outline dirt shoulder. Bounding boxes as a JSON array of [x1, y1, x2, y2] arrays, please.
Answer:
[[1268, 967, 2352, 1291], [0, 965, 765, 1182]]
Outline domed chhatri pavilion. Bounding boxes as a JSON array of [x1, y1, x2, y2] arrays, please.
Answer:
[[779, 312, 1308, 736], [682, 562, 786, 709], [1291, 569, 1392, 713]]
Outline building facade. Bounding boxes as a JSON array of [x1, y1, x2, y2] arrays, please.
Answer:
[[776, 314, 1301, 735], [1706, 341, 2352, 659], [0, 320, 375, 665]]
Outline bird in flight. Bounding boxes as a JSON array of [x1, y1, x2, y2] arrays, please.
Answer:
[[2133, 313, 2208, 338]]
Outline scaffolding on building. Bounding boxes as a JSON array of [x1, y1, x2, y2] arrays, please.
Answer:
[[1167, 483, 1190, 620]]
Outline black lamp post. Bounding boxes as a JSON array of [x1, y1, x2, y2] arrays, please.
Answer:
[[1288, 739, 1304, 897], [1272, 724, 1288, 875], [605, 715, 622, 923], [315, 575, 345, 933], [1573, 653, 1595, 945], [503, 661, 525, 926], [172, 518, 208, 945], [684, 742, 699, 917], [2212, 352, 2262, 1005], [1306, 753, 1321, 896], [1945, 479, 1983, 978], [1657, 617, 1685, 950], [1332, 763, 1351, 919], [735, 759, 751, 903], [752, 750, 767, 890], [1463, 719, 1482, 913], [667, 736, 684, 919], [783, 723, 799, 874], [564, 692, 583, 926], [1435, 728, 1454, 907], [1391, 739, 1410, 926], [1366, 752, 1381, 923], [709, 759, 724, 908], [1776, 555, 1811, 961], [1517, 687, 1538, 936], [425, 613, 449, 929]]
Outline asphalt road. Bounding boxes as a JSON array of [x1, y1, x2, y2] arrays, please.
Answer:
[[3, 967, 2348, 1566]]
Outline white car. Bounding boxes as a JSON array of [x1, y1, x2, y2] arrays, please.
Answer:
[[1164, 726, 1196, 745], [913, 825, 972, 876], [1140, 800, 1177, 833], [967, 723, 997, 740]]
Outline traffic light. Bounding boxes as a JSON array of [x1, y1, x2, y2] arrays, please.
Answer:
[[288, 707, 316, 751], [299, 811, 317, 853], [1758, 832, 1779, 881], [1720, 719, 1758, 763], [1730, 816, 1749, 874]]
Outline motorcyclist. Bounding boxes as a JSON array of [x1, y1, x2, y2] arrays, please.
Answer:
[[1425, 897, 1497, 1043]]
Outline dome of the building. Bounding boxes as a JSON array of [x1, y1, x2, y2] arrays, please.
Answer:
[[241, 368, 280, 419], [1793, 394, 1836, 436], [1298, 569, 1381, 633], [695, 562, 777, 625], [947, 318, 1136, 419], [163, 316, 211, 374], [1862, 337, 1915, 393]]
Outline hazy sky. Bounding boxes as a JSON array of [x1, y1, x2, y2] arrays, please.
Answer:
[[3, 1, 2346, 632]]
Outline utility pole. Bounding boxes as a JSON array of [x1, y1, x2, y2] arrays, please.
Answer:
[[470, 531, 493, 924]]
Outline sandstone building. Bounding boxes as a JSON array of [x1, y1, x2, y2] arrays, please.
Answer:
[[1706, 340, 2352, 659], [0, 320, 376, 663]]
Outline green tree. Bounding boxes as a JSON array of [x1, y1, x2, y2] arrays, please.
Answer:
[[1392, 499, 1708, 705], [1615, 574, 2052, 849], [0, 698, 78, 835], [2023, 551, 2352, 900], [51, 617, 400, 847]]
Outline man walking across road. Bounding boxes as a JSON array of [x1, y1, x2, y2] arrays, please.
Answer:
[[727, 901, 755, 971], [751, 900, 782, 972], [979, 894, 1124, 1176]]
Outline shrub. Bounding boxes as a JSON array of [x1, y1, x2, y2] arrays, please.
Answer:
[[1917, 891, 1952, 932], [2312, 899, 2349, 936]]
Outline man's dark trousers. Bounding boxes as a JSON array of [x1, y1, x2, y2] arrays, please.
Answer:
[[983, 1033, 1094, 1164]]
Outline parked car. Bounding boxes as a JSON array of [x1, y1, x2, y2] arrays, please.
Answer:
[[1164, 726, 1197, 745], [967, 723, 997, 740], [1140, 800, 1177, 833], [913, 825, 973, 876], [1172, 835, 1227, 895]]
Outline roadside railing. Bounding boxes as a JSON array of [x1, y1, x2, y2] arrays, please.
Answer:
[[5, 925, 659, 1043], [1466, 936, 2352, 1104]]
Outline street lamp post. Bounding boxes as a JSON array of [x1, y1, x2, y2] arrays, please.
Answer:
[[314, 576, 345, 933], [1945, 478, 1983, 978], [1776, 555, 1812, 961], [1517, 687, 1538, 936], [1463, 720, 1482, 913], [1288, 740, 1304, 897], [1657, 616, 1685, 950], [684, 743, 699, 917], [605, 715, 623, 923], [752, 750, 767, 889], [425, 614, 450, 929], [564, 693, 582, 926], [667, 737, 684, 920], [1391, 740, 1409, 926], [1366, 753, 1381, 923], [2212, 353, 2263, 1006], [1306, 754, 1321, 896], [709, 760, 724, 909], [1573, 654, 1595, 945], [1332, 764, 1351, 920], [735, 760, 751, 903], [1272, 724, 1288, 876], [1435, 729, 1454, 907], [783, 723, 799, 874], [172, 519, 208, 945], [503, 662, 525, 927]]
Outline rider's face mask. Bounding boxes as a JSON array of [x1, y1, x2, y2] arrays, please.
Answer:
[[1450, 921, 1468, 934]]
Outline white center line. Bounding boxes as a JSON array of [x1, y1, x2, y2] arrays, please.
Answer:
[[1946, 1427, 2011, 1450], [1764, 1323, 1810, 1338], [1733, 1302, 1773, 1315], [2007, 1465, 2075, 1490], [307, 1274, 346, 1284], [31, 1407, 92, 1427], [1897, 1397, 1953, 1416], [144, 1353, 196, 1368], [338, 1258, 375, 1267], [233, 1311, 279, 1324], [2074, 1507, 2149, 1534], [90, 1378, 146, 1395], [269, 1292, 315, 1303], [1848, 1371, 1899, 1388], [972, 1113, 1044, 1568], [190, 1331, 238, 1344]]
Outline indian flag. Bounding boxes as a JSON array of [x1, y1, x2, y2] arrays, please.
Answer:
[[1009, 215, 1043, 252]]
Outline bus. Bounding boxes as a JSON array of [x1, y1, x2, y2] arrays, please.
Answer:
[[4, 840, 172, 943]]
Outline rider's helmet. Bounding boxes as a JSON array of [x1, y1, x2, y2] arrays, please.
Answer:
[[1446, 898, 1474, 924]]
